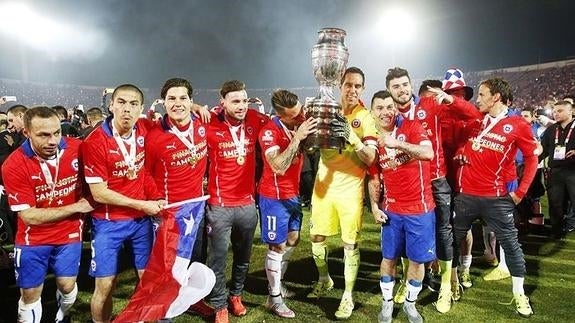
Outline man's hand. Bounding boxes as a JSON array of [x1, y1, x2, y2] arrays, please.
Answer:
[[378, 133, 400, 149], [192, 104, 211, 123], [4, 134, 13, 147], [509, 192, 521, 205], [293, 117, 318, 141], [140, 199, 166, 215], [453, 153, 470, 165], [75, 198, 96, 213], [331, 114, 362, 147], [566, 150, 575, 158], [372, 207, 388, 224], [426, 86, 454, 105]]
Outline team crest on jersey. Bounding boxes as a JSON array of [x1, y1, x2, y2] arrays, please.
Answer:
[[261, 130, 273, 142], [397, 134, 407, 142], [198, 126, 206, 137], [503, 124, 513, 134], [422, 122, 428, 128], [268, 231, 276, 240], [351, 119, 361, 128], [246, 126, 254, 135], [417, 110, 426, 120], [137, 136, 145, 147], [72, 158, 79, 171]]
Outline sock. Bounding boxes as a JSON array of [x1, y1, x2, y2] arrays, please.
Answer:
[[438, 260, 452, 286], [18, 297, 42, 323], [265, 250, 283, 296], [311, 241, 330, 281], [512, 276, 525, 295], [380, 275, 395, 301], [280, 246, 295, 280], [406, 279, 422, 302], [55, 283, 78, 321], [498, 245, 509, 271], [400, 257, 409, 283], [460, 255, 472, 270], [343, 248, 360, 293]]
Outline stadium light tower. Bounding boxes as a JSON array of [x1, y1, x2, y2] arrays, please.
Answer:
[[375, 6, 417, 65], [0, 2, 106, 70]]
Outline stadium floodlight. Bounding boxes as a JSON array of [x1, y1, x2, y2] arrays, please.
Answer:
[[0, 2, 106, 60], [375, 7, 417, 45]]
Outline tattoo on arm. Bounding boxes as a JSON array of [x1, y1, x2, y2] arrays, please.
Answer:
[[397, 141, 433, 161], [266, 138, 302, 175], [355, 145, 377, 166]]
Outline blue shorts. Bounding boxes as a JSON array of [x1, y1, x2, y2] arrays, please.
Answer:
[[259, 196, 303, 244], [90, 217, 153, 277], [381, 211, 436, 264], [14, 242, 82, 288]]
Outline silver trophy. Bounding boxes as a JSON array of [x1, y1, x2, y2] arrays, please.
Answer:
[[304, 27, 349, 151]]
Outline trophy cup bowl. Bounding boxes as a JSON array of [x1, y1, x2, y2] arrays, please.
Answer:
[[304, 28, 349, 151]]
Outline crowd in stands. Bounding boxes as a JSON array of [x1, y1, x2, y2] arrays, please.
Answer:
[[2, 60, 574, 115]]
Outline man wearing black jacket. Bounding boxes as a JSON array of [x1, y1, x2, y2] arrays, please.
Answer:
[[539, 100, 575, 239]]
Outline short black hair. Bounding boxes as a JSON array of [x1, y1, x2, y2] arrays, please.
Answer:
[[112, 84, 144, 103]]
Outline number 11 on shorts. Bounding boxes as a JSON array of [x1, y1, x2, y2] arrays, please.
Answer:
[[267, 215, 277, 231]]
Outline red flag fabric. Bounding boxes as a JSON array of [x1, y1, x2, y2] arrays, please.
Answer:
[[114, 197, 214, 322]]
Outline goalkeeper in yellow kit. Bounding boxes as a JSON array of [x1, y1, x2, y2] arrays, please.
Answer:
[[307, 67, 378, 320]]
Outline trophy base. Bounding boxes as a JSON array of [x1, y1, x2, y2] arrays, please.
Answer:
[[304, 135, 344, 152]]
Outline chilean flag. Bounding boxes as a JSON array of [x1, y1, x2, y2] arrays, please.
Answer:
[[114, 196, 215, 322]]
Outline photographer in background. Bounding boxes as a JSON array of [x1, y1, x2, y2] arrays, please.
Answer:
[[0, 111, 17, 246], [51, 105, 81, 138]]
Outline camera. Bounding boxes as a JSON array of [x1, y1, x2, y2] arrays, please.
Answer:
[[534, 107, 552, 118], [71, 105, 87, 129]]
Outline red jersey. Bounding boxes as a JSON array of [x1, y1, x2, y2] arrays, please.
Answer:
[[82, 117, 160, 220], [2, 137, 84, 245], [457, 114, 539, 199], [257, 117, 304, 199], [401, 96, 480, 179], [206, 109, 269, 206], [145, 115, 208, 203], [375, 119, 435, 215]]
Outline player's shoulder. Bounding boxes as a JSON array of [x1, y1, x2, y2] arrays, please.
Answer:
[[3, 146, 26, 167], [247, 109, 270, 125], [83, 124, 107, 143], [63, 137, 83, 152]]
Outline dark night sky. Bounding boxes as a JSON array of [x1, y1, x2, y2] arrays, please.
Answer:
[[0, 0, 574, 93]]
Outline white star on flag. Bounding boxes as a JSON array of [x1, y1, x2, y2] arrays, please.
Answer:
[[183, 214, 195, 236]]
